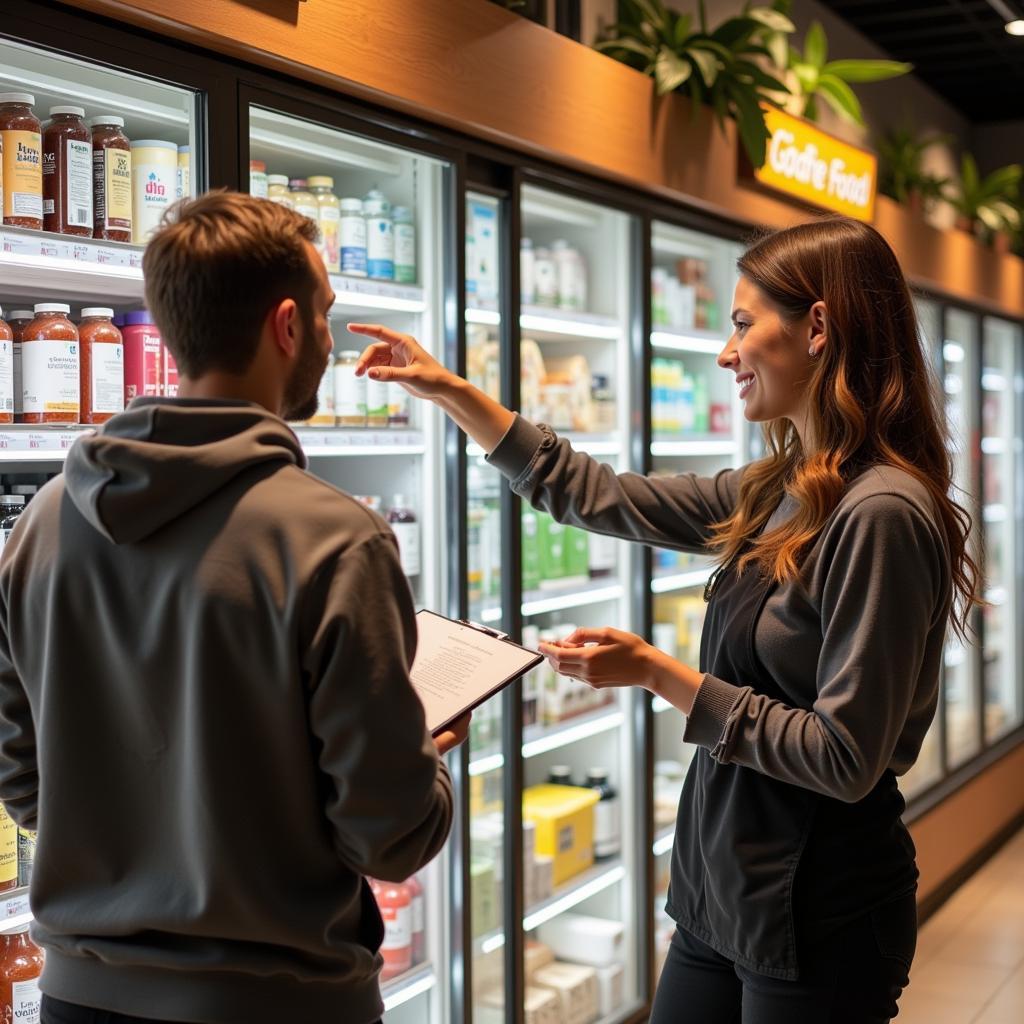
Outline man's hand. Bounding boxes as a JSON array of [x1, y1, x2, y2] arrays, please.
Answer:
[[433, 712, 471, 756]]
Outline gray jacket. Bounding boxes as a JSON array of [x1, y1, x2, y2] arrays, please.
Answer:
[[0, 398, 452, 1024], [488, 416, 951, 802]]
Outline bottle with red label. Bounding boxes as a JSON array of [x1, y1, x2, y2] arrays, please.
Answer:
[[369, 878, 412, 982], [120, 310, 162, 405], [0, 926, 44, 1022], [405, 873, 426, 966]]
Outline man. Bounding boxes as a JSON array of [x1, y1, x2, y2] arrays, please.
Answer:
[[0, 190, 465, 1024]]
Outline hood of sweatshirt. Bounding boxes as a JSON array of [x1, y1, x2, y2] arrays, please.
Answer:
[[64, 398, 306, 544]]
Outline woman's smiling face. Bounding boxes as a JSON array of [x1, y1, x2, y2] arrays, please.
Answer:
[[718, 275, 822, 432]]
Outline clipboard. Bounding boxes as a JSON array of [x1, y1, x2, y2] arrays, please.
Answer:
[[411, 609, 544, 736]]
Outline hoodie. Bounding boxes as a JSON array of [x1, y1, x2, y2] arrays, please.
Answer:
[[0, 398, 452, 1024]]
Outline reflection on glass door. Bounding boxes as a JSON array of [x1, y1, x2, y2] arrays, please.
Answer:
[[516, 183, 640, 1022], [246, 99, 451, 1024], [464, 191, 510, 1020], [648, 221, 747, 981], [981, 316, 1023, 742], [942, 308, 981, 768]]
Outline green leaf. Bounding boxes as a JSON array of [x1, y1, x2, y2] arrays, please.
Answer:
[[626, 0, 669, 31], [711, 16, 760, 49], [733, 59, 789, 93], [745, 7, 796, 33], [594, 37, 655, 60], [728, 80, 770, 168], [977, 205, 1005, 232], [961, 154, 980, 197], [689, 47, 721, 88], [792, 61, 819, 94], [823, 59, 912, 83], [816, 73, 863, 124], [767, 31, 789, 70], [982, 165, 1022, 197], [803, 94, 819, 122], [803, 21, 827, 70], [698, 0, 708, 35], [655, 45, 693, 94], [673, 12, 693, 47]]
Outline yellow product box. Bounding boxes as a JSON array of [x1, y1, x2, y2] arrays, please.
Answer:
[[522, 785, 599, 887]]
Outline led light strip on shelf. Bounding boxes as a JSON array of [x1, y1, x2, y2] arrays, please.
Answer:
[[651, 567, 713, 594], [381, 966, 437, 1012], [329, 276, 426, 314], [652, 828, 675, 857], [522, 863, 627, 932], [521, 708, 624, 759], [521, 583, 624, 618], [650, 331, 724, 354], [468, 752, 505, 777], [651, 440, 737, 457], [465, 307, 502, 326], [520, 310, 621, 340], [467, 437, 621, 458]]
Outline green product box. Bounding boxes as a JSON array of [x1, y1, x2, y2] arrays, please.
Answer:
[[538, 513, 566, 586], [522, 506, 542, 593], [564, 525, 590, 581], [470, 858, 500, 938]]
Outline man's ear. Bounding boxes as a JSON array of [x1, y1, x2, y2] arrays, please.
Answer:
[[269, 298, 300, 359]]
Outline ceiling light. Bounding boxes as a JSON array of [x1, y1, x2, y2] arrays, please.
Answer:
[[1006, 19, 1024, 34]]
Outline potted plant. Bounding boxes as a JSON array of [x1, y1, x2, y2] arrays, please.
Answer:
[[945, 155, 1022, 243], [875, 126, 950, 218], [594, 0, 795, 169]]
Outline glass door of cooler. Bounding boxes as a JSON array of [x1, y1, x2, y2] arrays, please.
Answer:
[[942, 307, 982, 769], [980, 316, 1023, 743], [898, 297, 946, 799], [243, 94, 454, 1024], [0, 30, 206, 932], [647, 220, 746, 981], [464, 190, 513, 1022], [516, 183, 642, 1023]]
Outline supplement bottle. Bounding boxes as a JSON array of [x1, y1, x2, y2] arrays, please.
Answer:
[[308, 176, 340, 274], [0, 798, 16, 891], [334, 350, 366, 427], [364, 372, 389, 429], [339, 197, 367, 277], [287, 178, 319, 225], [22, 304, 79, 424], [405, 873, 426, 966], [79, 308, 125, 424], [547, 765, 574, 786], [0, 309, 12, 423], [520, 237, 536, 305], [17, 828, 35, 887], [0, 93, 43, 229], [176, 144, 190, 200], [121, 310, 162, 403], [392, 205, 416, 284], [532, 247, 557, 307], [91, 115, 132, 242], [586, 767, 621, 860], [6, 311, 32, 423], [370, 879, 412, 982], [386, 495, 421, 577], [131, 139, 177, 243], [249, 160, 268, 198], [266, 174, 293, 209], [162, 344, 179, 397], [43, 105, 93, 236], [363, 188, 394, 280], [0, 927, 45, 1023]]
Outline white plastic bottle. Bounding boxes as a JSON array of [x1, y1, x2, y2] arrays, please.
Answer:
[[340, 197, 368, 277], [520, 237, 536, 306], [393, 205, 416, 284], [363, 188, 394, 281]]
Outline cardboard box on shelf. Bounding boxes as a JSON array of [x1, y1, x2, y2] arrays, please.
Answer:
[[471, 858, 499, 938], [532, 961, 600, 1024], [477, 985, 562, 1024], [525, 939, 556, 979], [523, 786, 599, 887], [596, 961, 625, 1017]]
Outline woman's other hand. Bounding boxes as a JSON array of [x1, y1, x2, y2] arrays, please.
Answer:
[[540, 627, 704, 714], [348, 323, 456, 401]]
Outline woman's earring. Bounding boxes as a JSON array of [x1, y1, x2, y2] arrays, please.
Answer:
[[808, 345, 817, 357]]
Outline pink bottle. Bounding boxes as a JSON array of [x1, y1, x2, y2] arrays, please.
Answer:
[[120, 310, 162, 405]]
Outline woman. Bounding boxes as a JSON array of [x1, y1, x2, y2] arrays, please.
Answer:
[[348, 217, 978, 1023]]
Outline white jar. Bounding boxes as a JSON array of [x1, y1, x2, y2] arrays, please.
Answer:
[[130, 140, 177, 243], [393, 205, 416, 284], [520, 237, 536, 306], [340, 198, 368, 277]]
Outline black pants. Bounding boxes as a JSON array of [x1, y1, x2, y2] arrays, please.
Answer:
[[42, 996, 382, 1024], [650, 892, 917, 1024]]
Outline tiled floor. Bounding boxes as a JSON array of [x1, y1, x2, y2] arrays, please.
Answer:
[[898, 826, 1024, 1023]]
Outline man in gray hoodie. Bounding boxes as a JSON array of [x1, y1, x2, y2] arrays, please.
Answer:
[[0, 190, 463, 1024]]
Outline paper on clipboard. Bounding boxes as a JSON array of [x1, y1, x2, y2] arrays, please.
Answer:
[[411, 609, 543, 735]]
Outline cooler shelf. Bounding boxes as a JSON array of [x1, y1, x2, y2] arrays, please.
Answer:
[[522, 706, 624, 760]]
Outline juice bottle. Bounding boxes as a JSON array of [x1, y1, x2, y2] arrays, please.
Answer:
[[266, 174, 293, 209], [42, 106, 92, 236], [288, 178, 319, 225], [0, 928, 45, 1022], [406, 873, 425, 966], [21, 304, 79, 424], [370, 878, 412, 982], [0, 93, 43, 230], [79, 308, 124, 424], [0, 309, 13, 424], [90, 115, 132, 242]]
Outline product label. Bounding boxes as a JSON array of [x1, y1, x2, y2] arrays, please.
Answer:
[[133, 152, 175, 244], [594, 797, 621, 858], [391, 521, 421, 577], [0, 340, 13, 413], [340, 214, 367, 276], [67, 139, 93, 229], [319, 206, 340, 273], [249, 171, 268, 198], [12, 342, 21, 416], [394, 223, 416, 284], [21, 341, 80, 415], [123, 333, 162, 401], [95, 148, 132, 230], [11, 978, 40, 1024], [366, 217, 394, 280], [295, 200, 319, 223], [334, 363, 366, 420], [379, 904, 411, 951], [176, 160, 190, 201], [2, 131, 43, 221], [17, 828, 36, 887], [91, 343, 125, 414], [0, 806, 16, 883], [411, 893, 424, 936], [162, 345, 179, 397]]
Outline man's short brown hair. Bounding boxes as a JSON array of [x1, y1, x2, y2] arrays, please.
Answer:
[[143, 190, 320, 378]]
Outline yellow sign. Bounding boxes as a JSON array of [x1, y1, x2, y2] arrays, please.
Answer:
[[754, 107, 877, 222]]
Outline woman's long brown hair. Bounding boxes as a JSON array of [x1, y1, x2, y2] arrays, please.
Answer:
[[708, 217, 980, 638]]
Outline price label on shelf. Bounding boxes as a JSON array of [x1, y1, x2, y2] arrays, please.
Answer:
[[2, 890, 29, 921], [1, 232, 41, 257]]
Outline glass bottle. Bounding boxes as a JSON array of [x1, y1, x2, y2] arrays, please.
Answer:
[[0, 93, 43, 229], [333, 350, 366, 427], [308, 176, 340, 274], [266, 174, 294, 209], [21, 304, 79, 424], [0, 928, 45, 1021], [90, 115, 131, 242], [386, 495, 420, 577], [43, 105, 92, 236], [586, 767, 621, 860]]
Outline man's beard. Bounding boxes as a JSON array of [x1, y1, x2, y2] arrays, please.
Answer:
[[282, 320, 329, 423]]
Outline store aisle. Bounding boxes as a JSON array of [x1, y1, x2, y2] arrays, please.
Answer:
[[898, 826, 1024, 1023]]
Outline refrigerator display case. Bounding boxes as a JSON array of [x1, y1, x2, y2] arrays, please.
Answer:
[[0, 28, 207, 935], [942, 307, 982, 770], [243, 95, 456, 1023], [980, 316, 1023, 743], [647, 220, 747, 980]]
